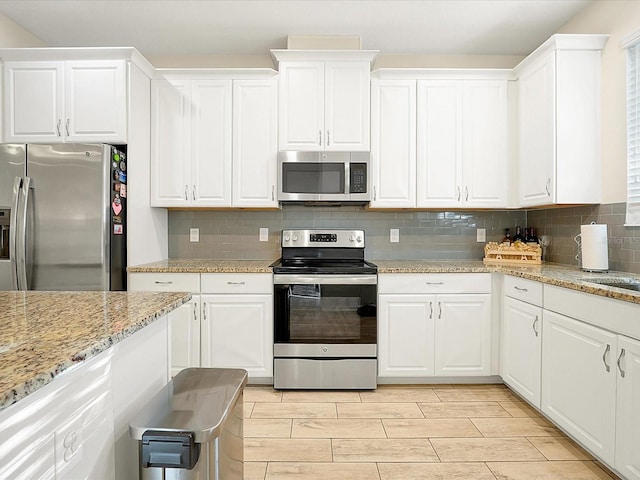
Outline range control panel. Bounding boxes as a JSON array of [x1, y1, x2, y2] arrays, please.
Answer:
[[282, 229, 365, 248]]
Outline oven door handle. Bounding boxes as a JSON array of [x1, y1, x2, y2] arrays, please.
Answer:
[[273, 274, 377, 285]]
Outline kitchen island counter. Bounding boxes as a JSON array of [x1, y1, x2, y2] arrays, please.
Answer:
[[376, 260, 640, 305], [0, 290, 190, 411]]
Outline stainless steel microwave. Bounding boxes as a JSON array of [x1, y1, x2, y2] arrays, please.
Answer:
[[278, 151, 370, 202]]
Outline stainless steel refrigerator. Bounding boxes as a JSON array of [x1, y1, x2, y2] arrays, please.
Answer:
[[0, 144, 127, 291]]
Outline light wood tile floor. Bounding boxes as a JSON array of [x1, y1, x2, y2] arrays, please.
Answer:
[[243, 384, 620, 480]]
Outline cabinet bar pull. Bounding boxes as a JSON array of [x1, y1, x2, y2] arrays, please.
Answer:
[[617, 348, 626, 378], [603, 344, 611, 372], [545, 178, 551, 196], [56, 119, 62, 136], [438, 301, 442, 319], [193, 308, 197, 321], [65, 118, 70, 136], [532, 315, 539, 337], [319, 130, 322, 146], [203, 303, 207, 320], [227, 281, 246, 285], [429, 301, 433, 319], [514, 286, 528, 292], [185, 185, 189, 201], [465, 186, 469, 201], [327, 130, 330, 146], [373, 186, 377, 201], [193, 184, 196, 201], [425, 281, 444, 285], [272, 185, 275, 201], [457, 186, 461, 202], [154, 281, 174, 285]]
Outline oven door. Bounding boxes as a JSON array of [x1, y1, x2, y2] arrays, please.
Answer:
[[273, 274, 377, 355]]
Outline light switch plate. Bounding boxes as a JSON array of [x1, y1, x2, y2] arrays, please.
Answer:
[[259, 228, 269, 242], [390, 229, 400, 243], [190, 228, 199, 242], [477, 228, 486, 242]]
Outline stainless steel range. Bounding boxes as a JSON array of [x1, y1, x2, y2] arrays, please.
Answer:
[[271, 229, 377, 390]]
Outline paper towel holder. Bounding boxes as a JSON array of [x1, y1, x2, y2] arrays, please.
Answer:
[[574, 222, 609, 272]]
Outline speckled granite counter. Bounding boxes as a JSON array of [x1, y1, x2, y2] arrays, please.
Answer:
[[376, 260, 640, 305], [128, 258, 274, 273], [0, 290, 191, 411]]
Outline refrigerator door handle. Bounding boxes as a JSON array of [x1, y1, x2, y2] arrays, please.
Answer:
[[10, 176, 22, 289], [16, 177, 32, 291]]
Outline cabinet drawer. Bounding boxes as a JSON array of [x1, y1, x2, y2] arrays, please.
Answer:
[[378, 273, 491, 294], [504, 275, 543, 306], [128, 273, 200, 292], [201, 273, 272, 294]]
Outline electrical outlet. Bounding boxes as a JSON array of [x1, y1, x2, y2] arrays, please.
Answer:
[[189, 228, 199, 242], [477, 228, 486, 242], [390, 229, 400, 243], [259, 227, 269, 242]]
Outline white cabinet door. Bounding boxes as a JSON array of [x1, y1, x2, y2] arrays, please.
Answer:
[[462, 80, 508, 208], [200, 294, 273, 378], [232, 78, 278, 207], [278, 62, 324, 150], [615, 335, 640, 480], [169, 297, 201, 377], [435, 294, 491, 376], [502, 296, 542, 407], [324, 61, 370, 151], [541, 310, 617, 465], [378, 294, 435, 377], [150, 78, 192, 207], [416, 80, 461, 207], [3, 61, 63, 142], [370, 79, 416, 208], [518, 53, 555, 206], [64, 61, 126, 142], [191, 79, 232, 207]]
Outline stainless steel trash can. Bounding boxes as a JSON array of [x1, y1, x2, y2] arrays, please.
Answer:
[[129, 368, 247, 480]]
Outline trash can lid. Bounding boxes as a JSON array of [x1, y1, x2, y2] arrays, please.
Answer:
[[129, 368, 248, 443]]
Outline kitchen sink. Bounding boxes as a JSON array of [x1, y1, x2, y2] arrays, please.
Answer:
[[583, 278, 640, 292]]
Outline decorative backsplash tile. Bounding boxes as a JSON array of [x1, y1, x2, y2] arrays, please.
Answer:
[[168, 202, 640, 273]]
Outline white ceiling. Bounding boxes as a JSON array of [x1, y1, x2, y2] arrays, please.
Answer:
[[0, 0, 592, 58]]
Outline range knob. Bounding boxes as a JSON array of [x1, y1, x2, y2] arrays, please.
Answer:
[[284, 235, 291, 242], [292, 234, 298, 242], [349, 235, 363, 243]]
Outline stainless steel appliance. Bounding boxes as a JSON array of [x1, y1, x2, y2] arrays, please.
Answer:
[[271, 229, 377, 389], [0, 144, 127, 291], [278, 151, 370, 203]]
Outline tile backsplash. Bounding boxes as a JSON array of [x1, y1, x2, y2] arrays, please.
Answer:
[[168, 206, 526, 261], [528, 202, 640, 274], [168, 203, 640, 273]]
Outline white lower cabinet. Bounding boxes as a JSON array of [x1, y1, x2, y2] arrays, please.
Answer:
[[200, 293, 273, 378], [541, 309, 617, 466], [615, 335, 640, 479], [378, 274, 491, 379], [169, 297, 201, 377]]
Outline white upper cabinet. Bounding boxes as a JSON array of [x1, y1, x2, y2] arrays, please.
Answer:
[[272, 50, 377, 151], [3, 60, 126, 143], [370, 79, 416, 208], [151, 70, 278, 208], [515, 34, 608, 207]]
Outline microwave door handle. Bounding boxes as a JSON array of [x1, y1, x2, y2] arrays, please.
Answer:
[[10, 177, 22, 289]]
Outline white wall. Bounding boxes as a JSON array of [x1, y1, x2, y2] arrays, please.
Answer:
[[558, 0, 640, 204], [0, 13, 45, 47]]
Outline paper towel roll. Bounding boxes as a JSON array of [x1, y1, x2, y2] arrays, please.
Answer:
[[579, 224, 609, 271]]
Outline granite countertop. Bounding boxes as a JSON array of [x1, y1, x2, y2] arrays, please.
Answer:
[[127, 258, 274, 273], [375, 260, 640, 305], [0, 290, 191, 411]]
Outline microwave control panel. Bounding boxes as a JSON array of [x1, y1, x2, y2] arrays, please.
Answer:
[[350, 163, 367, 194]]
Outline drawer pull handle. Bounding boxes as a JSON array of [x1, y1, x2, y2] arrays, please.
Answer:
[[532, 315, 539, 337], [514, 286, 528, 292], [227, 281, 246, 285], [617, 348, 626, 378], [603, 344, 611, 373], [154, 281, 174, 285], [426, 282, 444, 286]]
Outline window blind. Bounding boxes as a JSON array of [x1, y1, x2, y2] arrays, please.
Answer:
[[626, 36, 640, 225]]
